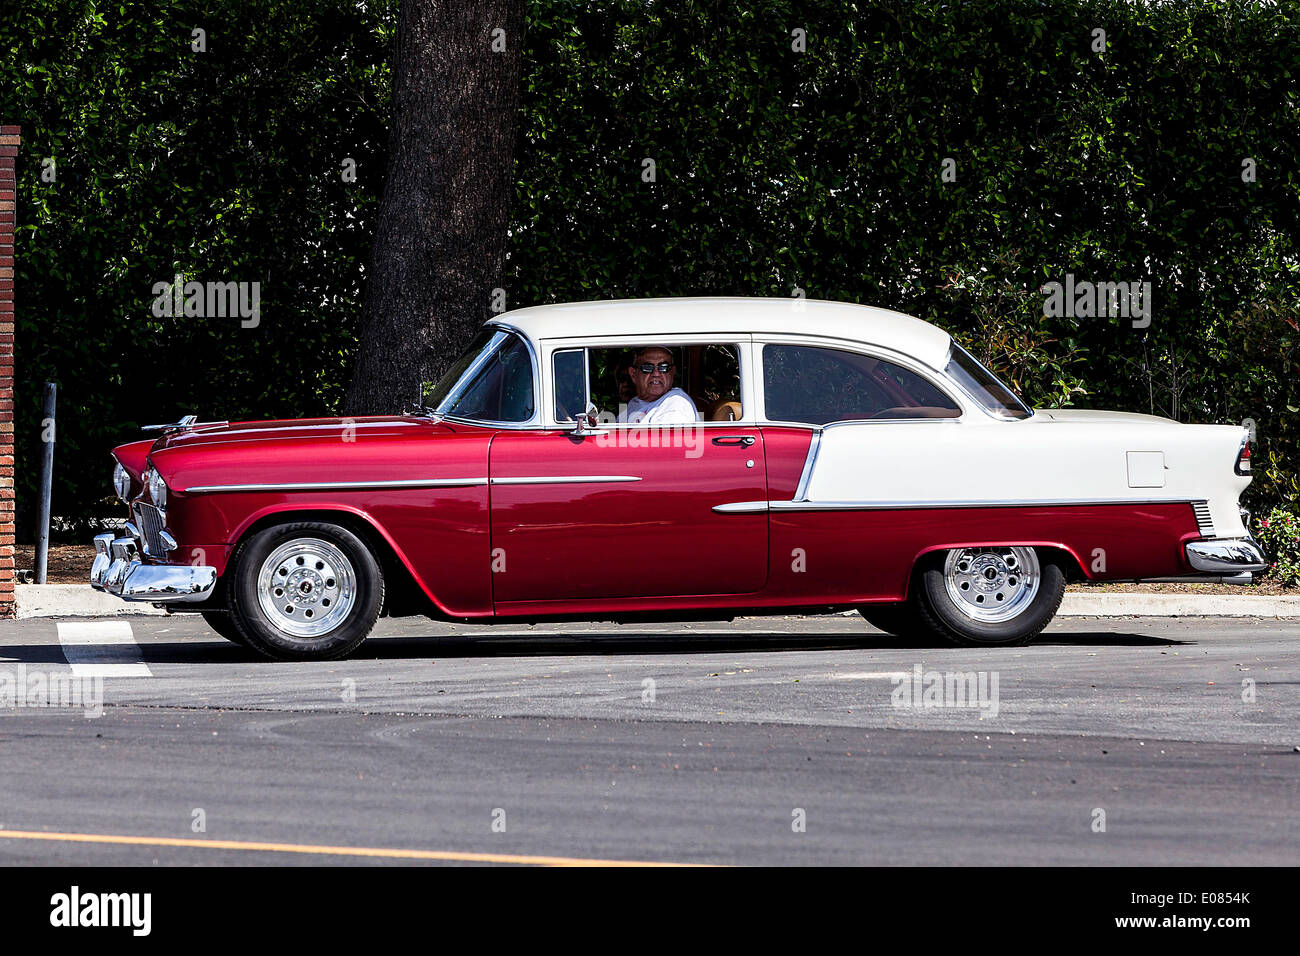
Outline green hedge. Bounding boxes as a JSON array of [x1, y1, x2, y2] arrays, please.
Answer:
[[2, 0, 1297, 531]]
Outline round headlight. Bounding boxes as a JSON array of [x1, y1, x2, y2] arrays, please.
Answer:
[[146, 467, 168, 508], [112, 461, 130, 501]]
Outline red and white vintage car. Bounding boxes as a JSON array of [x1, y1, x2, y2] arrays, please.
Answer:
[[91, 297, 1266, 659]]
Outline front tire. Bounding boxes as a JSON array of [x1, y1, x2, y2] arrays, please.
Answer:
[[915, 546, 1065, 647], [201, 611, 249, 648], [857, 602, 935, 641], [229, 521, 384, 661]]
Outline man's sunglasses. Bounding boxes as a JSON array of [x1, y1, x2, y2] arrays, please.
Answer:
[[633, 362, 674, 374]]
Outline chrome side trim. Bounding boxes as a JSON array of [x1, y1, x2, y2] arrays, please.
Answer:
[[1140, 573, 1254, 585], [439, 415, 544, 431], [546, 420, 759, 430], [1185, 537, 1268, 573], [772, 497, 1201, 511], [583, 348, 592, 418], [187, 474, 643, 493], [184, 478, 489, 494], [819, 418, 959, 433], [792, 429, 822, 502], [1192, 500, 1215, 537], [490, 475, 642, 486], [713, 497, 1207, 514]]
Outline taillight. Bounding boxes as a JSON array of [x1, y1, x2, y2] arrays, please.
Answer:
[[1235, 438, 1251, 475]]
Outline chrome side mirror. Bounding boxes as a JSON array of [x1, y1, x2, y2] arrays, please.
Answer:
[[571, 403, 608, 437]]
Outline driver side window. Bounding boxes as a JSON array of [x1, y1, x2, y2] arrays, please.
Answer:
[[552, 344, 743, 423]]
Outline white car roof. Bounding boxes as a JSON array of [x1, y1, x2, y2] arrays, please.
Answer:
[[486, 296, 954, 370]]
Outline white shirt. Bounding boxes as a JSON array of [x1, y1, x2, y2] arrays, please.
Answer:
[[619, 387, 700, 424]]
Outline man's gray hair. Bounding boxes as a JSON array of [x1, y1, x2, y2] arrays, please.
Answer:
[[632, 345, 676, 364]]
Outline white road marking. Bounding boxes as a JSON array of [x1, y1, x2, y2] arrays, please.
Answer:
[[57, 622, 153, 677]]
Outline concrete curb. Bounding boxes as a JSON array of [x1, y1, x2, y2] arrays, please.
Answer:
[[1059, 592, 1300, 618], [14, 584, 168, 619], [11, 583, 1300, 620]]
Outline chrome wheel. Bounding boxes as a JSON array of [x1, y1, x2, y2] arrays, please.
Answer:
[[256, 537, 357, 638], [942, 546, 1040, 624]]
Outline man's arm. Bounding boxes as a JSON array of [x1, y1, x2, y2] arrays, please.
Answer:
[[651, 392, 700, 424]]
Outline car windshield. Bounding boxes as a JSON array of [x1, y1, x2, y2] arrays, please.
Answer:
[[425, 327, 535, 423], [943, 344, 1032, 420]]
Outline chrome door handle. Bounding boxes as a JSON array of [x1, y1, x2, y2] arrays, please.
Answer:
[[712, 435, 756, 446]]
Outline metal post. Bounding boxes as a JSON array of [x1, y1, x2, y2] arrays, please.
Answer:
[[35, 382, 56, 585]]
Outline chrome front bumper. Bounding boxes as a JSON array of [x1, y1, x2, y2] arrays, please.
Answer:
[[89, 532, 216, 603], [1185, 536, 1269, 575]]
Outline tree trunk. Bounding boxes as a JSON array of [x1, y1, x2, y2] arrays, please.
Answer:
[[344, 0, 525, 415]]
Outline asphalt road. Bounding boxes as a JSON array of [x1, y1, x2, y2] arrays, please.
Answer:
[[0, 613, 1296, 866]]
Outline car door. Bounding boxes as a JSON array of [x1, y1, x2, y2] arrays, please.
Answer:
[[488, 342, 768, 606]]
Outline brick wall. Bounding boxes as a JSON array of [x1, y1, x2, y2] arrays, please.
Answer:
[[0, 125, 16, 617]]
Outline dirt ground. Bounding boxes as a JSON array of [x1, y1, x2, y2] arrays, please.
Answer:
[[15, 543, 97, 584], [12, 542, 1298, 594]]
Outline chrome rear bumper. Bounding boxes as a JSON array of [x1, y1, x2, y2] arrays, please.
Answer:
[[1185, 536, 1269, 575], [90, 532, 216, 603]]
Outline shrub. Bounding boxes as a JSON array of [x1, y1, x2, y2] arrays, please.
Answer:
[[1254, 508, 1300, 588]]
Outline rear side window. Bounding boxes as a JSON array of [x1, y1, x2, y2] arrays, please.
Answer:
[[762, 344, 960, 425]]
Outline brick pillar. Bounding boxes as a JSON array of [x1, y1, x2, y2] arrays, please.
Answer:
[[0, 125, 16, 617]]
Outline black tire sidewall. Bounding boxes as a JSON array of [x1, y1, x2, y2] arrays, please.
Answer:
[[201, 610, 249, 647], [858, 601, 942, 646], [918, 549, 1065, 646], [229, 521, 383, 660], [859, 603, 926, 637]]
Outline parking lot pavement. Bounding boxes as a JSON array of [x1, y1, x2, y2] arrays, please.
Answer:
[[0, 613, 1296, 865]]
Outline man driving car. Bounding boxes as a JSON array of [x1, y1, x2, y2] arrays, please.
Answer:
[[618, 346, 700, 424]]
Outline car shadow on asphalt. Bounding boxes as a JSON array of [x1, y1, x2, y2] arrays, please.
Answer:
[[357, 633, 896, 658], [1034, 633, 1189, 647], [0, 643, 78, 665], [0, 631, 1191, 666], [0, 641, 254, 665], [348, 629, 1191, 659]]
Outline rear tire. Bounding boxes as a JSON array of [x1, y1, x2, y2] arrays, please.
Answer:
[[915, 546, 1065, 647], [229, 521, 384, 661]]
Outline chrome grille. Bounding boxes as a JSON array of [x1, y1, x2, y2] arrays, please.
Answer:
[[134, 502, 167, 556], [1192, 500, 1215, 538]]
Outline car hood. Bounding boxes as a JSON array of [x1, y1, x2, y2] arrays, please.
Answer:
[[136, 415, 492, 497], [151, 415, 440, 451]]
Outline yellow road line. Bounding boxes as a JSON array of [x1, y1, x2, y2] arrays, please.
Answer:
[[0, 829, 710, 867]]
